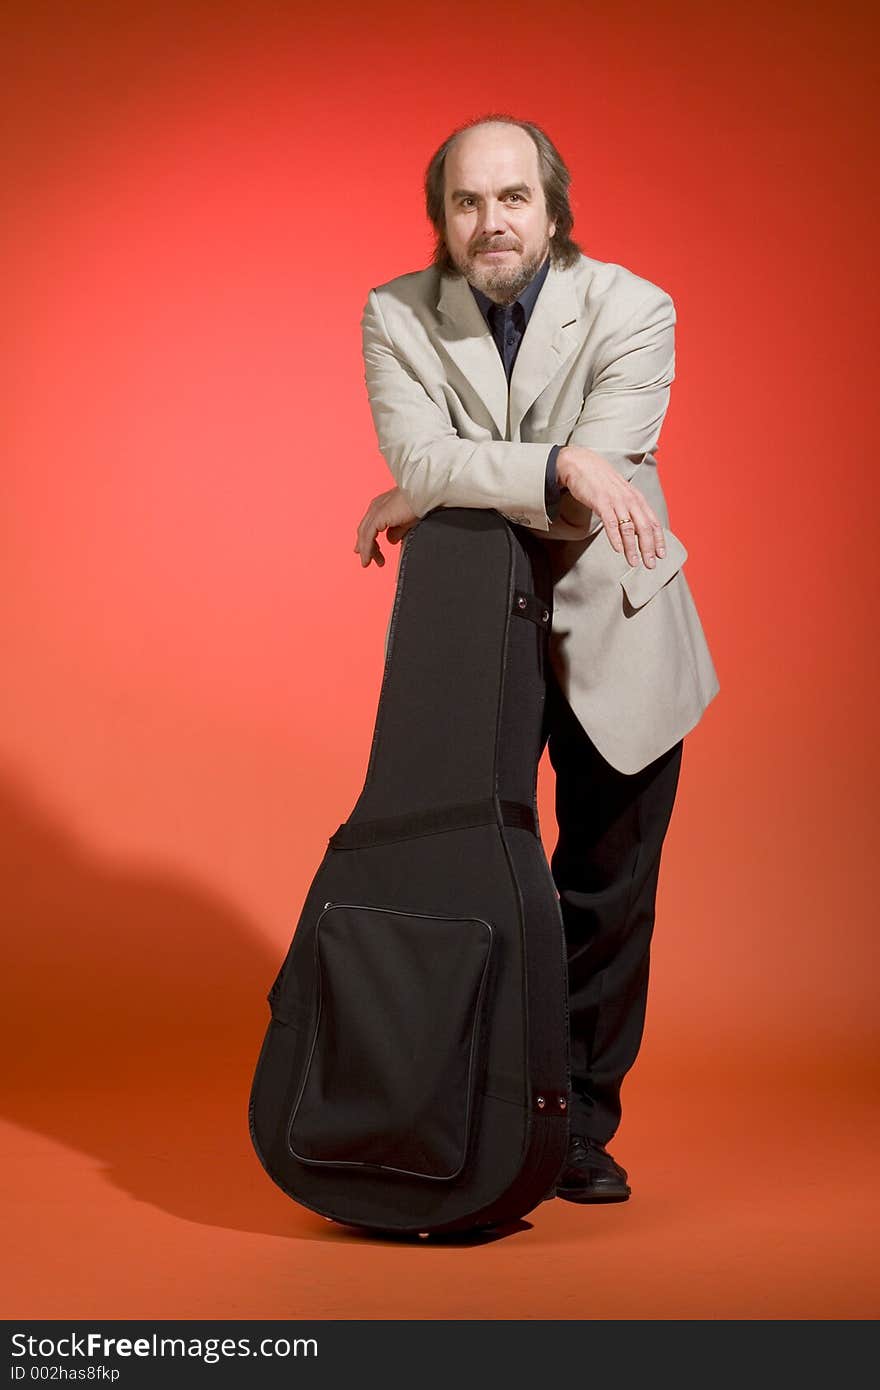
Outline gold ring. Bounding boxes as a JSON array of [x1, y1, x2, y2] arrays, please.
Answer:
[[618, 516, 634, 527]]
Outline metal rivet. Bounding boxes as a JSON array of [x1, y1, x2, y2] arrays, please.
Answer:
[[517, 596, 527, 609], [542, 609, 549, 622], [537, 1095, 546, 1109]]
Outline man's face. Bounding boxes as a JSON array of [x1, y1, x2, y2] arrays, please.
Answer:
[[442, 123, 556, 304]]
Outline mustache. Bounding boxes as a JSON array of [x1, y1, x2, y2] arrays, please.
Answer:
[[472, 241, 520, 253]]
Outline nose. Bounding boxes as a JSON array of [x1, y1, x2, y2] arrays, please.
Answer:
[[477, 198, 508, 236]]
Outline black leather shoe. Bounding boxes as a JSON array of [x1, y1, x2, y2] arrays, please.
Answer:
[[554, 1134, 631, 1203]]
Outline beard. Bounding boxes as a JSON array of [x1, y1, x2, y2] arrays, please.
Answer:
[[450, 231, 552, 305]]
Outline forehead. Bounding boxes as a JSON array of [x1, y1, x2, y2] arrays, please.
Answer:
[[444, 123, 540, 195]]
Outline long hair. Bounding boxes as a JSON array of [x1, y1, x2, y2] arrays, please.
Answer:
[[424, 113, 582, 275]]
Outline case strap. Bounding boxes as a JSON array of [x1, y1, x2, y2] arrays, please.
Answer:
[[329, 797, 537, 850]]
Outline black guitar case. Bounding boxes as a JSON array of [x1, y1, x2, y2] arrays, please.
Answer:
[[248, 507, 570, 1236]]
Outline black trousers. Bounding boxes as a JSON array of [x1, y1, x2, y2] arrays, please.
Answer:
[[538, 660, 683, 1146]]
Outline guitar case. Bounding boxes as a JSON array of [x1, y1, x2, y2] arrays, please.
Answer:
[[248, 507, 570, 1236]]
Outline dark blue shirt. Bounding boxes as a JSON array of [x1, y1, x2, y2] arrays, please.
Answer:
[[468, 254, 566, 521]]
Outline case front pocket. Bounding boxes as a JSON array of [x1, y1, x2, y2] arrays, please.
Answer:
[[287, 902, 494, 1181]]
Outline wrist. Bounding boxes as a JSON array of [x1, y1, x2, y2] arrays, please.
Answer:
[[556, 444, 576, 491]]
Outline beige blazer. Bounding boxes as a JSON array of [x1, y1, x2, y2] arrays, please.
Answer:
[[361, 251, 719, 774]]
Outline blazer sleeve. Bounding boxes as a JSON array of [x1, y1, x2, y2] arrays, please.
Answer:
[[551, 287, 676, 537], [361, 288, 554, 532]]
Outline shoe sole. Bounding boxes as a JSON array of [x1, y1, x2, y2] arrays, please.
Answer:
[[554, 1187, 631, 1204]]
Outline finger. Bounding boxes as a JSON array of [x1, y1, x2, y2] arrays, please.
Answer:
[[617, 494, 658, 564], [600, 507, 624, 553], [635, 517, 657, 567], [355, 503, 381, 550], [354, 519, 371, 563], [627, 489, 666, 560], [627, 503, 657, 567], [357, 528, 376, 566], [627, 499, 666, 566], [616, 514, 641, 567]]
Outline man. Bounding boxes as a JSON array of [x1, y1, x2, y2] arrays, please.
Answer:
[[353, 114, 719, 1203]]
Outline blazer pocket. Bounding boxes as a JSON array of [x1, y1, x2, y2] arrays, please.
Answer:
[[619, 529, 688, 610]]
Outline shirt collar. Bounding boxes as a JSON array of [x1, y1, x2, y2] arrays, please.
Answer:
[[468, 252, 551, 327]]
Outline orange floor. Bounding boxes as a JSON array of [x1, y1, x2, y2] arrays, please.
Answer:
[[4, 1048, 877, 1321]]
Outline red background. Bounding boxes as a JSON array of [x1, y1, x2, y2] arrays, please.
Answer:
[[2, 0, 877, 1319]]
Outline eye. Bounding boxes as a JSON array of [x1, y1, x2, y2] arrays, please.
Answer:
[[507, 193, 523, 203]]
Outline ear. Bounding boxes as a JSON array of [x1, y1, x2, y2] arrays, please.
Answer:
[[549, 220, 557, 238]]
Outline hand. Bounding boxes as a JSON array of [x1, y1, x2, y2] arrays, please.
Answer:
[[557, 445, 666, 567], [353, 485, 421, 568]]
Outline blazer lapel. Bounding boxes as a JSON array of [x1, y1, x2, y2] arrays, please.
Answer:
[[508, 260, 583, 439], [435, 272, 510, 437], [435, 259, 585, 440]]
